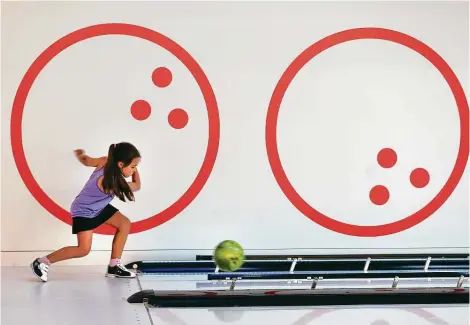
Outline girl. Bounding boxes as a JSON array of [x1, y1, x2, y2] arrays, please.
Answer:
[[31, 142, 141, 282]]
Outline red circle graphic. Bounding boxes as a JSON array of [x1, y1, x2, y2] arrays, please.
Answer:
[[377, 148, 397, 168], [131, 99, 152, 121], [266, 27, 469, 237], [168, 108, 189, 129], [410, 168, 430, 188], [369, 185, 390, 206], [152, 66, 172, 88], [11, 23, 220, 235]]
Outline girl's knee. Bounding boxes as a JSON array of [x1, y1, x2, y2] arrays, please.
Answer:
[[120, 217, 131, 231], [76, 245, 91, 257]]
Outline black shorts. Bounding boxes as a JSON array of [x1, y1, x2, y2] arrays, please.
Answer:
[[72, 204, 118, 234]]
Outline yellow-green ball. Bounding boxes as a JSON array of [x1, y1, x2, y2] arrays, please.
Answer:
[[213, 240, 245, 272]]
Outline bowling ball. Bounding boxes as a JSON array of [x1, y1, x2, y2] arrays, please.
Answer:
[[213, 240, 245, 272]]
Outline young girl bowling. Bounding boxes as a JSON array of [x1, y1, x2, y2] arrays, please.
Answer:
[[31, 142, 141, 282]]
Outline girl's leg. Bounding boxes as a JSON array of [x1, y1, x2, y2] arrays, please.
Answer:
[[31, 231, 93, 282], [103, 211, 134, 277], [104, 211, 131, 261], [45, 230, 93, 264]]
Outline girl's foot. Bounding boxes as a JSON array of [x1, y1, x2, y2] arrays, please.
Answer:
[[30, 258, 49, 282], [105, 260, 136, 278]]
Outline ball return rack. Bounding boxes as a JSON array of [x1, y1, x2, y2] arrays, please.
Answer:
[[126, 254, 469, 307]]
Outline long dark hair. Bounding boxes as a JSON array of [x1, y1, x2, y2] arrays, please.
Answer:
[[102, 142, 141, 202]]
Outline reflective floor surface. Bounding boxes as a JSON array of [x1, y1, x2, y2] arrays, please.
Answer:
[[1, 266, 468, 325]]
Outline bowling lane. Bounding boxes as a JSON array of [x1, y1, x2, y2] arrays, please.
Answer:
[[138, 274, 312, 291]]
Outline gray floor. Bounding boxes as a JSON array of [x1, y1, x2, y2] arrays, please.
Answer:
[[1, 266, 150, 325], [1, 266, 469, 325]]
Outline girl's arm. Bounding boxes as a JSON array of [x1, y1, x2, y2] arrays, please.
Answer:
[[128, 168, 141, 192], [74, 149, 107, 167]]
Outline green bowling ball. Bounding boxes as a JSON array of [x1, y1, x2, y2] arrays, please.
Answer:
[[213, 240, 245, 272]]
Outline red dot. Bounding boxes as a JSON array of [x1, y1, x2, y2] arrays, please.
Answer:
[[168, 108, 188, 129], [369, 185, 390, 205], [377, 148, 397, 168], [410, 168, 430, 188], [152, 67, 172, 88], [131, 100, 152, 121]]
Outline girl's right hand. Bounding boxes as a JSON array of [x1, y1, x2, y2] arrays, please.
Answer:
[[74, 149, 85, 157]]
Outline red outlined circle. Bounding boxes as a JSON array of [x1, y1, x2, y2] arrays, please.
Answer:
[[266, 27, 469, 237], [11, 23, 220, 235]]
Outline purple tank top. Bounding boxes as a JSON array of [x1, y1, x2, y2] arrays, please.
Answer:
[[70, 168, 114, 218]]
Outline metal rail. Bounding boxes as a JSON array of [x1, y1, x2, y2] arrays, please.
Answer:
[[127, 255, 470, 275]]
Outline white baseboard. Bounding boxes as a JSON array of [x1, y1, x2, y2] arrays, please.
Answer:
[[0, 250, 208, 266]]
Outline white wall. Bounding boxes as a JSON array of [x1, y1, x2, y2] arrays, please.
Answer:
[[1, 1, 468, 266]]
